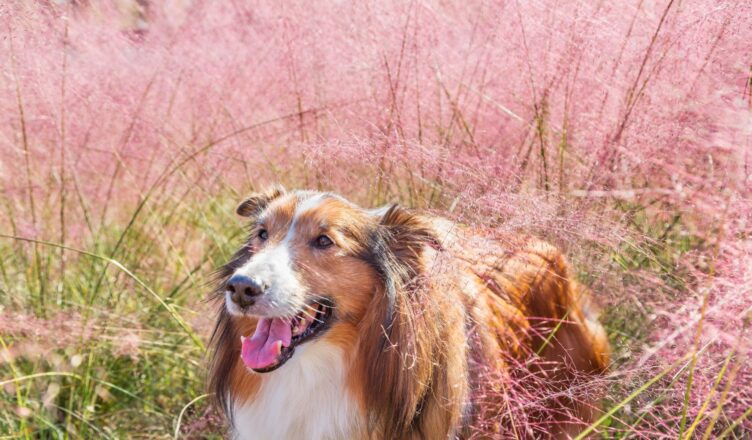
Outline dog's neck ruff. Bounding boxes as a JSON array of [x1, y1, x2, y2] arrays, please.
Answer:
[[232, 342, 364, 440]]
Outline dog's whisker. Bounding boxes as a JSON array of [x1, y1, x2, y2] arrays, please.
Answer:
[[308, 297, 337, 309], [298, 307, 326, 324]]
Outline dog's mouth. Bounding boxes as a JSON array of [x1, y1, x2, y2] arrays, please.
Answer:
[[240, 299, 333, 373]]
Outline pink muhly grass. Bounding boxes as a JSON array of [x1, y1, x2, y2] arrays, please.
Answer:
[[0, 0, 750, 437]]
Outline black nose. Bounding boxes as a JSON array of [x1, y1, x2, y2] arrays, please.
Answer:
[[227, 275, 267, 308]]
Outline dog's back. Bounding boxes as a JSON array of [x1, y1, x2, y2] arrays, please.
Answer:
[[425, 218, 609, 437], [476, 237, 609, 372]]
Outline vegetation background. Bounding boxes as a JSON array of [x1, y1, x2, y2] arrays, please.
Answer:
[[0, 0, 750, 438]]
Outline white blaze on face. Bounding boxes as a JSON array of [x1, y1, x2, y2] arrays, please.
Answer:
[[226, 193, 329, 317], [293, 193, 328, 218]]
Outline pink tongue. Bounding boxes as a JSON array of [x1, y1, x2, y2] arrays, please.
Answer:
[[240, 318, 292, 370]]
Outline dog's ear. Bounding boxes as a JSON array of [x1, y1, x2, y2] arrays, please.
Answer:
[[236, 184, 286, 217], [358, 205, 444, 438], [378, 204, 440, 269], [365, 204, 440, 322]]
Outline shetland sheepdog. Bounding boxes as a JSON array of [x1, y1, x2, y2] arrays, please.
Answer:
[[209, 186, 609, 439]]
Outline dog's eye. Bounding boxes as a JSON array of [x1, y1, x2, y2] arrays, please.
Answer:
[[313, 235, 333, 249], [258, 229, 269, 241]]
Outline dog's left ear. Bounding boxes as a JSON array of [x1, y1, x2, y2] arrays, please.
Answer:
[[371, 204, 440, 327], [359, 205, 442, 437], [377, 204, 439, 269], [236, 184, 286, 217]]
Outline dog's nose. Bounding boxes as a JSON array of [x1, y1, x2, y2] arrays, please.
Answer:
[[227, 275, 267, 307]]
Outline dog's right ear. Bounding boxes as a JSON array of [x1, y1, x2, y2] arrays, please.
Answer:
[[235, 184, 286, 217]]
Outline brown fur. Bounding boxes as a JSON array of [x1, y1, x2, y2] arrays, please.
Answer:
[[208, 187, 609, 439]]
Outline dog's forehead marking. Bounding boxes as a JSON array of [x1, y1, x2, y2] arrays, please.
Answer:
[[261, 192, 362, 247], [280, 193, 330, 247], [294, 193, 330, 218]]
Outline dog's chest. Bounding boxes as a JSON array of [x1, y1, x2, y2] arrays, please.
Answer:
[[232, 343, 364, 440]]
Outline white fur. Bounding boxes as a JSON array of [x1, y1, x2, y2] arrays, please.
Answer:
[[231, 236, 305, 317], [232, 342, 364, 440], [366, 204, 391, 218], [294, 193, 328, 218]]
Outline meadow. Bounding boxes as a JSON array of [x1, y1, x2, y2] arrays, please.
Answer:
[[0, 0, 750, 438]]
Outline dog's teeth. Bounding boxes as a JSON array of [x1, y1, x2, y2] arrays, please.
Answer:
[[240, 335, 247, 343], [274, 341, 283, 355]]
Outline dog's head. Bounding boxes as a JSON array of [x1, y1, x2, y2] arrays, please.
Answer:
[[212, 186, 437, 357], [209, 187, 468, 436], [226, 186, 393, 372]]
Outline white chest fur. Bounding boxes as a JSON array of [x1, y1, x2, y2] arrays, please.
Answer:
[[232, 342, 364, 440]]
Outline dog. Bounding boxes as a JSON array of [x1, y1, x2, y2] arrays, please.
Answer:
[[208, 186, 609, 439]]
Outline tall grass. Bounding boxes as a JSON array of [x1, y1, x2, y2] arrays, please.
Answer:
[[1, 0, 750, 438]]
